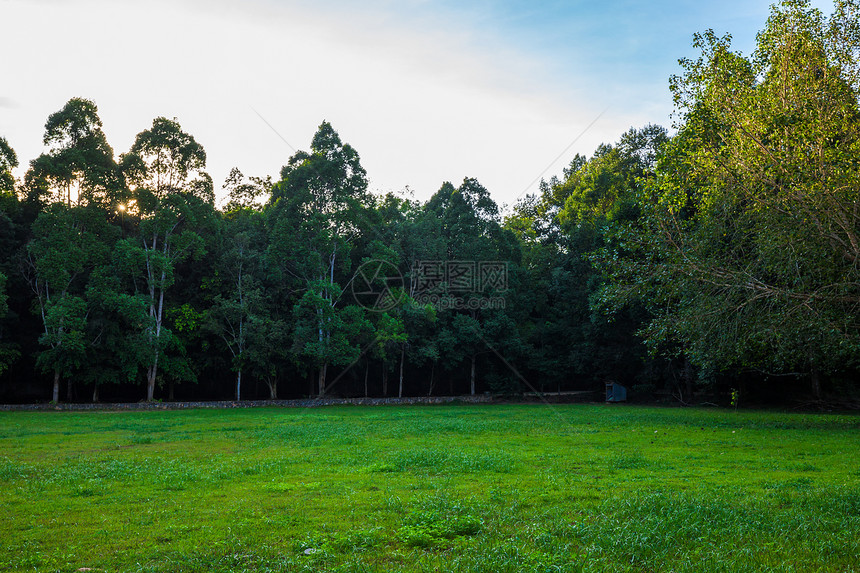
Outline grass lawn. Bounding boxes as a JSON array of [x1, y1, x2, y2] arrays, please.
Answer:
[[0, 403, 858, 572]]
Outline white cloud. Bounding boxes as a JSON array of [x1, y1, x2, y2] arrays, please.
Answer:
[[0, 0, 664, 206]]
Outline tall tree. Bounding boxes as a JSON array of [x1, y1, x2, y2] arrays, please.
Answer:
[[216, 168, 291, 399], [423, 178, 521, 395], [23, 204, 114, 401], [208, 192, 268, 401], [0, 139, 27, 382], [268, 121, 372, 395], [119, 117, 214, 401]]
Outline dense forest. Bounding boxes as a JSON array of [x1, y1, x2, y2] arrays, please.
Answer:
[[1, 0, 859, 404]]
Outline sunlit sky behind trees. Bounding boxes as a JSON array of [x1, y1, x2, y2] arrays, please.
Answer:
[[0, 0, 834, 206]]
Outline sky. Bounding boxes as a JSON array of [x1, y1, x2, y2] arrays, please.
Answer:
[[0, 0, 837, 208]]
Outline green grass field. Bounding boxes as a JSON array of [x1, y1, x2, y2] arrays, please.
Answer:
[[0, 404, 858, 572]]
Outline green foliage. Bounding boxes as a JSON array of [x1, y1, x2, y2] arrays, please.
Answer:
[[0, 272, 7, 320], [169, 303, 204, 333], [123, 116, 210, 204], [267, 121, 375, 395], [292, 288, 372, 381], [422, 178, 526, 394], [222, 167, 271, 212], [117, 116, 215, 400], [0, 271, 17, 376], [596, 0, 860, 386], [505, 125, 667, 393], [0, 136, 18, 195], [84, 266, 151, 389], [25, 97, 123, 208], [268, 120, 368, 286], [35, 294, 88, 372], [397, 506, 483, 548], [5, 3, 860, 408], [23, 203, 117, 397]]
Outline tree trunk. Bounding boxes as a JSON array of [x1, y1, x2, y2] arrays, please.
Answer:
[[52, 370, 60, 403], [267, 376, 278, 400], [683, 357, 694, 401], [145, 273, 166, 402], [318, 362, 327, 396], [398, 346, 405, 398], [92, 383, 99, 403], [146, 369, 155, 401], [146, 350, 159, 401], [470, 354, 476, 396], [168, 381, 175, 402], [67, 379, 74, 402], [428, 363, 435, 396], [236, 369, 242, 401], [364, 362, 369, 398], [811, 366, 822, 400], [382, 368, 388, 396]]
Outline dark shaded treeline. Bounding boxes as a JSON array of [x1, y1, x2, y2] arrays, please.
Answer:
[[1, 0, 858, 404]]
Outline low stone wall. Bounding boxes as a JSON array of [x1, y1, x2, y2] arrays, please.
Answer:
[[0, 395, 494, 411]]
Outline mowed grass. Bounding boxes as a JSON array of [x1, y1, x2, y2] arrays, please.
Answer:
[[0, 404, 858, 572]]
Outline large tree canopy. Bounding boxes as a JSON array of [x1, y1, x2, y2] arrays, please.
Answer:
[[25, 98, 122, 208], [597, 0, 860, 395]]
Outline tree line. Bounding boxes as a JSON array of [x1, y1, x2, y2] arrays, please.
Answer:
[[0, 0, 858, 404]]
